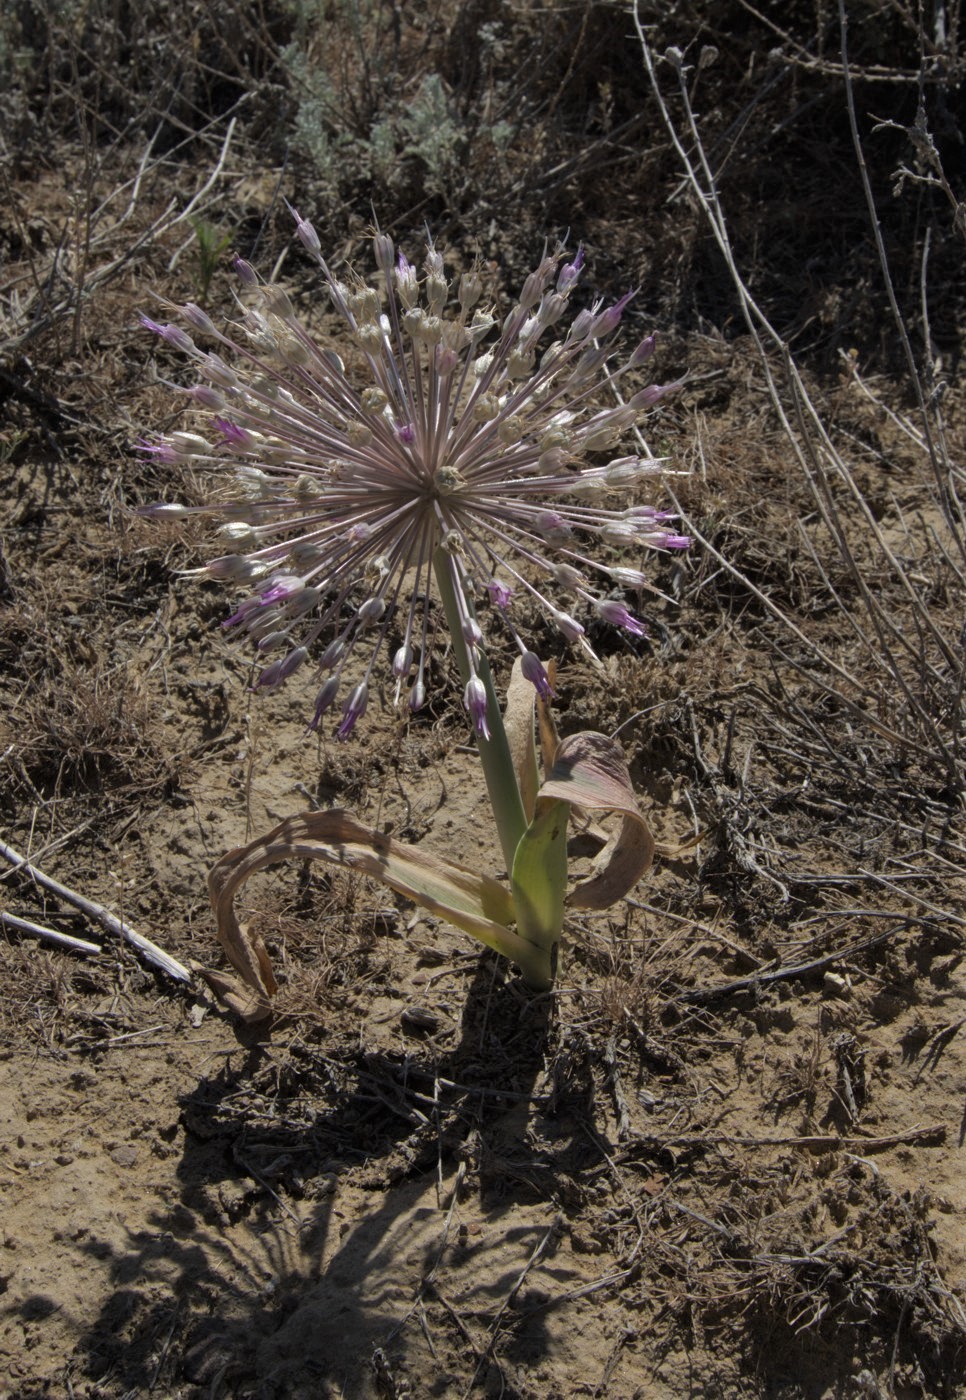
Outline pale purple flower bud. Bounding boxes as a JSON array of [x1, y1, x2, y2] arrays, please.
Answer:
[[557, 247, 584, 294], [426, 272, 448, 314], [462, 617, 483, 649], [435, 344, 460, 377], [552, 610, 585, 644], [308, 675, 340, 731], [214, 418, 253, 450], [373, 232, 394, 273], [629, 332, 657, 366], [590, 289, 636, 339], [392, 643, 413, 678], [464, 676, 490, 740], [518, 269, 544, 310], [337, 682, 368, 739], [396, 422, 415, 445], [158, 323, 195, 354], [319, 638, 345, 671], [199, 352, 237, 388], [604, 456, 648, 486], [518, 257, 554, 310], [296, 212, 321, 256], [568, 307, 597, 341], [596, 601, 647, 636], [169, 431, 209, 456], [536, 511, 572, 545], [607, 567, 649, 588], [282, 586, 322, 618], [358, 596, 386, 626], [187, 384, 226, 410], [139, 441, 181, 466], [259, 575, 300, 605], [521, 652, 555, 699], [257, 646, 308, 689], [459, 271, 482, 311], [233, 255, 258, 287], [628, 382, 679, 410], [182, 302, 216, 335], [263, 285, 294, 319], [538, 446, 569, 474], [569, 343, 609, 384], [553, 562, 583, 589], [538, 292, 568, 327], [487, 580, 513, 609], [395, 253, 418, 308], [652, 533, 692, 550], [409, 678, 427, 712], [222, 597, 262, 629], [624, 505, 670, 520]]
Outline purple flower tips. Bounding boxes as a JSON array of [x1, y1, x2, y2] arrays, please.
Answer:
[[308, 675, 340, 731], [521, 652, 555, 699], [596, 601, 647, 637], [464, 676, 490, 740], [337, 682, 369, 740], [557, 246, 585, 294]]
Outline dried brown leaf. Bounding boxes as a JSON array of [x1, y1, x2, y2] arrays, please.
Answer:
[[207, 808, 536, 1023], [537, 731, 655, 909]]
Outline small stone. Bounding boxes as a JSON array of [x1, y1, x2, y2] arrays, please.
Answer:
[[110, 1145, 138, 1168], [401, 1005, 439, 1033], [55, 1154, 74, 1166]]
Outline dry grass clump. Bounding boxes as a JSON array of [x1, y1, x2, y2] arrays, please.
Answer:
[[10, 662, 174, 799]]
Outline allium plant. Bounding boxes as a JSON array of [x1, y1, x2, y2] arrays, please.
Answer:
[[140, 218, 689, 1017]]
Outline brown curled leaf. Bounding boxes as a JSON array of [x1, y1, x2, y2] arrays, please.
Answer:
[[536, 731, 655, 910], [207, 809, 535, 1023]]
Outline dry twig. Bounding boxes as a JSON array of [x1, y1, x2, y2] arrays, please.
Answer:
[[0, 838, 190, 982]]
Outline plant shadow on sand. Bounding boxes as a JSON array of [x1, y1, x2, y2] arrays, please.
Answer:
[[57, 959, 600, 1398]]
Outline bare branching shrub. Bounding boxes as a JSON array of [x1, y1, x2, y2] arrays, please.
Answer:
[[634, 6, 964, 811]]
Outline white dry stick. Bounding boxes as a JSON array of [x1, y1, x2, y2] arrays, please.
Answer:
[[0, 839, 191, 982], [0, 910, 102, 955]]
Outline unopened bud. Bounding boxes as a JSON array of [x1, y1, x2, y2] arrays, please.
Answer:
[[233, 255, 258, 287], [373, 231, 394, 274], [296, 213, 322, 255]]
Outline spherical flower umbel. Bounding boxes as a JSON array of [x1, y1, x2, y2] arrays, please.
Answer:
[[139, 219, 689, 739]]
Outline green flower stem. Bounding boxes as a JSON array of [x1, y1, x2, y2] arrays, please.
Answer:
[[433, 548, 527, 875]]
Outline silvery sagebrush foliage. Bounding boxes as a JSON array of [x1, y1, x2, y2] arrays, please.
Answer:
[[139, 217, 689, 740]]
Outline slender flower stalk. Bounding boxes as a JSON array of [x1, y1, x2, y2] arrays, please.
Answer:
[[139, 220, 689, 739]]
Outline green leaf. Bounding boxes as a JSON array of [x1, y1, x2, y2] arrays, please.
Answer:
[[509, 798, 569, 990]]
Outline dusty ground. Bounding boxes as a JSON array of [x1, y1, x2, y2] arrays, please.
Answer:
[[2, 5, 966, 1396]]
